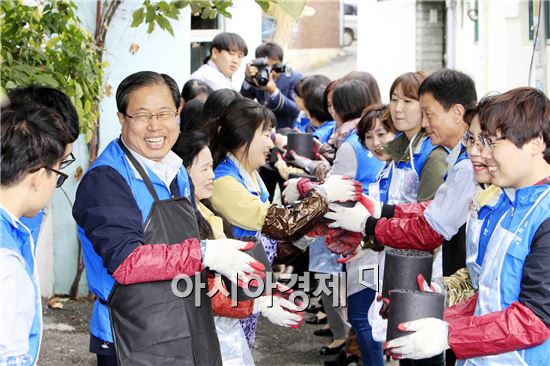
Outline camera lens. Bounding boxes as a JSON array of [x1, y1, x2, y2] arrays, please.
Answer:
[[256, 68, 270, 86]]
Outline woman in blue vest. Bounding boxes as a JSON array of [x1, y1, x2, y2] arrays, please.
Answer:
[[336, 104, 397, 366], [1, 107, 72, 365], [329, 72, 449, 366], [385, 87, 550, 365], [210, 98, 362, 348]]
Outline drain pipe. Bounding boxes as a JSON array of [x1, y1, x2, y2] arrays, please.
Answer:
[[446, 0, 457, 69]]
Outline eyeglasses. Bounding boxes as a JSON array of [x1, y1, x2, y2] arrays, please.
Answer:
[[59, 152, 76, 169], [462, 131, 506, 151], [125, 111, 178, 124], [45, 167, 68, 188], [30, 166, 69, 188]]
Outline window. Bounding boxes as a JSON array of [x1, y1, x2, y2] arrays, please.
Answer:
[[190, 13, 223, 73], [528, 0, 550, 41]]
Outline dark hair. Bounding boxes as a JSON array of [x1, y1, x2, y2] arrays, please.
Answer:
[[173, 131, 214, 239], [342, 71, 381, 104], [479, 87, 550, 163], [211, 98, 275, 166], [304, 86, 332, 123], [211, 32, 248, 56], [389, 71, 429, 101], [1, 107, 71, 187], [116, 71, 181, 114], [323, 79, 340, 116], [294, 75, 331, 99], [172, 131, 234, 240], [202, 89, 242, 143], [181, 79, 213, 103], [463, 94, 498, 126], [180, 99, 206, 134], [173, 130, 209, 168], [332, 79, 377, 122], [255, 42, 284, 62], [357, 104, 395, 148], [7, 86, 79, 142], [418, 69, 477, 110]]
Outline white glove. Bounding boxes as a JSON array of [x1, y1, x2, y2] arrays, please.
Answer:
[[324, 202, 370, 233], [288, 150, 312, 170], [253, 295, 303, 328], [274, 133, 288, 148], [202, 239, 265, 287], [317, 175, 362, 203], [384, 318, 450, 360], [282, 178, 300, 204], [417, 274, 443, 293], [364, 195, 382, 219]]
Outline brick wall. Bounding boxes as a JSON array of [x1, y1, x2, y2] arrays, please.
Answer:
[[290, 0, 340, 49]]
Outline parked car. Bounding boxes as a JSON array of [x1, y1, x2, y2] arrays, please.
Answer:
[[343, 2, 357, 46]]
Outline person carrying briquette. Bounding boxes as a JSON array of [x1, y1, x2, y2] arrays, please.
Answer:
[[72, 71, 266, 366], [384, 87, 550, 366], [209, 97, 362, 347], [325, 69, 478, 278]]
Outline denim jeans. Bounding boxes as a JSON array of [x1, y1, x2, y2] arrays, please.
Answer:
[[347, 288, 384, 366]]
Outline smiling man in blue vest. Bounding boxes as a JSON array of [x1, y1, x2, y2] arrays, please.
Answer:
[[72, 71, 266, 366]]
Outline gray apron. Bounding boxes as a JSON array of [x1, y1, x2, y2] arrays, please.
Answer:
[[107, 140, 221, 366]]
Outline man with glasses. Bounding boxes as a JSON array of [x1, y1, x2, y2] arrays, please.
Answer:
[[73, 71, 265, 366], [1, 106, 73, 365], [327, 69, 477, 274], [384, 87, 550, 365], [6, 86, 80, 245]]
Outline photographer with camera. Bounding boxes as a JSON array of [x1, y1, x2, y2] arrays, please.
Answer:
[[241, 42, 302, 130]]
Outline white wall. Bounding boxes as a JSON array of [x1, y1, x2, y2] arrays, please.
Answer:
[[455, 0, 550, 97], [224, 0, 263, 90], [98, 2, 192, 152], [357, 0, 417, 102]]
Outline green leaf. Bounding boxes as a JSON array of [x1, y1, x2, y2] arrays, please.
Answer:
[[157, 1, 171, 12], [84, 128, 94, 143], [131, 8, 145, 27], [255, 0, 270, 12], [34, 73, 60, 87], [147, 20, 155, 33], [4, 81, 17, 90], [156, 15, 174, 36], [145, 5, 156, 23], [276, 0, 306, 21]]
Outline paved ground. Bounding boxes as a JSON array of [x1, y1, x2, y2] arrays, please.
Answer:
[[40, 296, 398, 365], [302, 42, 357, 80], [39, 297, 339, 366]]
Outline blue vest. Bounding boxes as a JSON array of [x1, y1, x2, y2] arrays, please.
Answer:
[[313, 120, 336, 144], [444, 144, 468, 182], [461, 184, 550, 365], [78, 139, 190, 343], [214, 157, 269, 239], [19, 211, 44, 252], [0, 209, 42, 365], [396, 134, 440, 179], [344, 130, 385, 194], [475, 193, 509, 267]]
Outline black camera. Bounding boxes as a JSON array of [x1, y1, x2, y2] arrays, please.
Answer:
[[250, 57, 288, 86]]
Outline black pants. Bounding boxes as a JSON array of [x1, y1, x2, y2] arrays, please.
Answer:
[[97, 354, 118, 366], [399, 353, 445, 366]]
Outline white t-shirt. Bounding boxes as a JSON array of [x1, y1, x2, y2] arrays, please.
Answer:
[[189, 61, 235, 91]]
